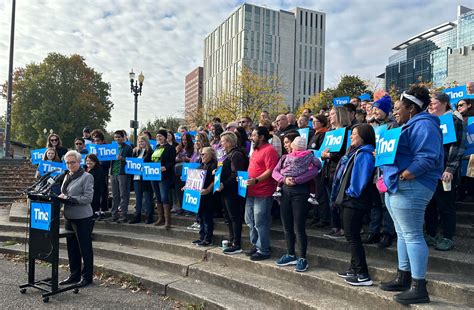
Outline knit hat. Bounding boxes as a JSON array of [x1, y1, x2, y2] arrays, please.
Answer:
[[157, 129, 168, 138], [373, 95, 392, 116], [291, 136, 307, 151]]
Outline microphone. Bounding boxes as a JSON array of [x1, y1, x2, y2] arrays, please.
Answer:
[[40, 170, 67, 195], [25, 171, 55, 194]]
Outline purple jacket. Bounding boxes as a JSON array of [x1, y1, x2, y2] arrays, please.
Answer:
[[272, 154, 320, 184]]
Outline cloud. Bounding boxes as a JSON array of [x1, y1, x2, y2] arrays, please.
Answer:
[[0, 0, 462, 133]]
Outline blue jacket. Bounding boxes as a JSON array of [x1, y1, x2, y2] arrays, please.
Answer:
[[382, 112, 443, 193], [330, 144, 375, 206]]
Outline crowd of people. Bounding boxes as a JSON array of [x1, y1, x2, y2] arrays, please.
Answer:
[[40, 84, 474, 305]]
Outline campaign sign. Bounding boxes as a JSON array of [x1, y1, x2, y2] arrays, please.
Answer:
[[213, 166, 222, 193], [359, 93, 371, 101], [465, 123, 474, 151], [237, 171, 248, 198], [80, 154, 87, 166], [468, 116, 474, 126], [30, 202, 52, 231], [185, 169, 207, 190], [298, 128, 310, 145], [321, 128, 346, 152], [312, 150, 325, 169], [175, 133, 182, 143], [86, 143, 98, 155], [96, 144, 119, 161], [182, 189, 201, 213], [142, 163, 162, 181], [125, 157, 143, 175], [375, 127, 402, 167], [443, 85, 467, 107], [374, 125, 388, 145], [346, 130, 352, 151], [31, 148, 47, 165], [149, 140, 157, 150], [439, 114, 457, 145], [181, 163, 201, 181], [333, 96, 350, 106], [38, 160, 65, 177]]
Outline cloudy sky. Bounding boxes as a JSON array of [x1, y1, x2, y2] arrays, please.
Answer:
[[0, 0, 470, 130]]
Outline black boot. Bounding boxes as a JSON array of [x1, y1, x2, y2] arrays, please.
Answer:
[[380, 269, 411, 291], [394, 278, 430, 305], [128, 216, 141, 224]]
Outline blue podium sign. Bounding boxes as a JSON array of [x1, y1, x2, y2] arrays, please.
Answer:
[[30, 202, 52, 231]]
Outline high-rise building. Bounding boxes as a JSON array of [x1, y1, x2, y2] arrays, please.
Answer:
[[203, 3, 326, 112], [184, 67, 204, 123], [385, 5, 474, 91]]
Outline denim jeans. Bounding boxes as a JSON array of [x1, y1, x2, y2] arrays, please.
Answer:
[[152, 178, 172, 204], [385, 179, 434, 279], [133, 180, 154, 218], [245, 196, 273, 255]]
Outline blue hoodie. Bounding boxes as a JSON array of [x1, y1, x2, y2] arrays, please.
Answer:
[[330, 144, 375, 205], [382, 112, 443, 193]]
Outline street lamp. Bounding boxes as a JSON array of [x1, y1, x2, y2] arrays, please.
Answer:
[[129, 69, 144, 143]]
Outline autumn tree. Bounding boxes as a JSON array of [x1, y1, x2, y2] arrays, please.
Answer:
[[1, 53, 113, 148], [141, 116, 182, 133], [206, 67, 287, 124]]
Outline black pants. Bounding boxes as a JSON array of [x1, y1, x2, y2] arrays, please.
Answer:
[[222, 192, 245, 247], [280, 184, 310, 258], [100, 173, 109, 212], [425, 180, 456, 239], [314, 174, 330, 224], [198, 195, 215, 242], [65, 217, 94, 281], [343, 207, 368, 275]]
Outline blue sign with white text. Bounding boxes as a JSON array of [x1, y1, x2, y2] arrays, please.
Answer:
[[149, 140, 157, 150], [375, 127, 402, 167], [312, 150, 324, 169], [30, 202, 52, 231], [346, 130, 352, 151], [439, 114, 457, 145], [442, 85, 474, 107], [468, 116, 474, 126], [213, 166, 222, 193], [37, 160, 66, 177], [175, 133, 182, 143], [142, 163, 162, 180], [31, 148, 47, 165], [359, 93, 371, 101], [125, 157, 143, 175], [374, 125, 388, 145], [298, 128, 310, 145], [237, 171, 248, 198], [86, 143, 119, 161], [181, 163, 200, 181], [333, 96, 350, 106], [182, 189, 201, 213], [321, 128, 346, 152]]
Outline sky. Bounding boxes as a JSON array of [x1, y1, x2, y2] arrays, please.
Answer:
[[0, 0, 471, 131]]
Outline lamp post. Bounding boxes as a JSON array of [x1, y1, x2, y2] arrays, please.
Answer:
[[4, 0, 16, 158], [129, 69, 144, 144]]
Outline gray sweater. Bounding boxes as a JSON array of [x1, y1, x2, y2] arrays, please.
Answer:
[[61, 171, 94, 219]]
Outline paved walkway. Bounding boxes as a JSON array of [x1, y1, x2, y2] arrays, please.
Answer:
[[0, 254, 177, 309]]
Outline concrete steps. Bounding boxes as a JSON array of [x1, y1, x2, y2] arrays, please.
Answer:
[[2, 203, 473, 309]]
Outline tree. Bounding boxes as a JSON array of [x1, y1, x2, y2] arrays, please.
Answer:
[[1, 53, 113, 148], [141, 116, 182, 134], [206, 67, 288, 124]]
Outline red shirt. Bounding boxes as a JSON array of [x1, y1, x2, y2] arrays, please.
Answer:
[[248, 143, 279, 197]]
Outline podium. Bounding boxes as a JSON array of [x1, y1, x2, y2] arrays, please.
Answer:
[[19, 193, 80, 303]]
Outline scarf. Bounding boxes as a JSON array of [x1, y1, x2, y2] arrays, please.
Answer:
[[61, 168, 85, 195]]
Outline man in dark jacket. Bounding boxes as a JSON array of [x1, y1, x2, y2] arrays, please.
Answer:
[[275, 114, 298, 154], [107, 130, 133, 223]]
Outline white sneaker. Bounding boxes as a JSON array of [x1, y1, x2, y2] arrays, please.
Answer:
[[308, 194, 319, 205]]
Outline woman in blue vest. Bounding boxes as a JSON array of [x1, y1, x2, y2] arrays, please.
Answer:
[[379, 85, 444, 305]]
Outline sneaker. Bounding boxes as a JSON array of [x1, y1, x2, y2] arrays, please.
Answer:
[[337, 269, 356, 278], [307, 194, 319, 205], [324, 229, 345, 239], [435, 238, 454, 251], [245, 246, 257, 257], [424, 234, 437, 247], [272, 191, 282, 198], [275, 254, 298, 266], [295, 258, 309, 272], [345, 274, 373, 286], [250, 252, 271, 261], [117, 217, 129, 224], [191, 239, 202, 245], [187, 222, 199, 230], [197, 240, 212, 247], [128, 218, 141, 224], [223, 245, 242, 255]]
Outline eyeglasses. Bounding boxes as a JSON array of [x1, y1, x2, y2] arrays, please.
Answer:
[[50, 139, 58, 142], [458, 103, 466, 107]]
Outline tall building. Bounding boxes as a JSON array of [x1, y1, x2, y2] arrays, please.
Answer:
[[385, 5, 474, 91], [184, 67, 204, 123], [203, 3, 326, 112]]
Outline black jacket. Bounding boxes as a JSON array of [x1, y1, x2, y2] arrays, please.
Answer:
[[88, 165, 105, 212], [322, 128, 349, 184], [152, 143, 176, 181], [133, 148, 153, 191], [220, 147, 249, 195]]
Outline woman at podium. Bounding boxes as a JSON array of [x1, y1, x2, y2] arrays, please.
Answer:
[[58, 150, 94, 288]]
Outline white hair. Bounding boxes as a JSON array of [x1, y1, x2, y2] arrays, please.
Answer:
[[64, 150, 82, 162]]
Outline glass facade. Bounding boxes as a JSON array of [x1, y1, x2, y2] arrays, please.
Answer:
[[385, 7, 474, 91]]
